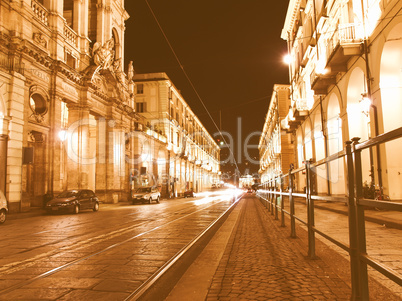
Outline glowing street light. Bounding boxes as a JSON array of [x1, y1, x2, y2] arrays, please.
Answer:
[[58, 130, 67, 141], [360, 94, 371, 116], [283, 54, 292, 65]]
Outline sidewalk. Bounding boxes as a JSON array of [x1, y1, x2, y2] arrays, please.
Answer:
[[311, 199, 402, 230], [166, 195, 398, 300]]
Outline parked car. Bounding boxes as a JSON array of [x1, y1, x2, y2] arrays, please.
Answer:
[[183, 189, 195, 198], [132, 186, 160, 204], [0, 190, 8, 224], [45, 189, 99, 214]]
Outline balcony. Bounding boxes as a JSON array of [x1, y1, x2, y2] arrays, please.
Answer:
[[64, 24, 78, 47], [282, 109, 305, 133], [310, 69, 336, 95], [295, 99, 310, 115], [31, 0, 49, 26], [326, 23, 363, 72]]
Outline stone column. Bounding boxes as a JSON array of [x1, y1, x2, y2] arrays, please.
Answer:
[[74, 0, 90, 55], [48, 94, 64, 195], [47, 0, 66, 61], [104, 121, 125, 203], [66, 104, 91, 189]]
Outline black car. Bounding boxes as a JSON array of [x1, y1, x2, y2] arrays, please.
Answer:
[[45, 189, 99, 214], [183, 189, 195, 198]]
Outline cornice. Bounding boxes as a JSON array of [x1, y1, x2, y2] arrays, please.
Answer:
[[281, 0, 301, 40]]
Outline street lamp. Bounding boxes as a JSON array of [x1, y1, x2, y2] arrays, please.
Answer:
[[58, 130, 67, 141], [360, 93, 371, 116], [283, 54, 292, 65]]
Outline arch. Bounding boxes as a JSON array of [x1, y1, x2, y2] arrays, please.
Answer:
[[296, 127, 305, 192], [380, 23, 402, 133], [313, 109, 328, 194], [346, 67, 369, 139], [379, 23, 402, 199], [327, 94, 342, 155], [326, 94, 345, 195], [304, 118, 313, 162], [296, 127, 304, 168], [346, 67, 371, 184], [112, 28, 121, 61]]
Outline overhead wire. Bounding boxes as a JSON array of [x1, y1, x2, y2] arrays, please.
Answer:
[[144, 0, 242, 175]]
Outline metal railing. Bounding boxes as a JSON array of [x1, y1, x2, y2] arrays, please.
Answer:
[[257, 126, 402, 300]]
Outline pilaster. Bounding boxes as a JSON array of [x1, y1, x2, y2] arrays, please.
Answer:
[[66, 104, 91, 189], [6, 73, 25, 213]]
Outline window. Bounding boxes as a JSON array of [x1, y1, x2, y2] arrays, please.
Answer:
[[136, 102, 146, 113], [66, 52, 76, 69], [63, 0, 73, 27], [30, 93, 47, 115], [137, 84, 144, 94], [61, 101, 68, 128]]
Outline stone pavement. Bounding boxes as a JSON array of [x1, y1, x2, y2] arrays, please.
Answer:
[[208, 196, 353, 300], [168, 195, 353, 300]]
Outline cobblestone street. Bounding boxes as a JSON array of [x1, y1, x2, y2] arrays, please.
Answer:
[[206, 196, 351, 300]]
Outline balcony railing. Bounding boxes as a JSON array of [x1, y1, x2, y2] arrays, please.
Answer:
[[338, 23, 363, 44], [295, 99, 310, 112], [64, 24, 78, 47], [327, 23, 363, 56], [31, 0, 49, 26]]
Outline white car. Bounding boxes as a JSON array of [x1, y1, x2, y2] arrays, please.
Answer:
[[132, 186, 160, 204], [0, 190, 8, 224]]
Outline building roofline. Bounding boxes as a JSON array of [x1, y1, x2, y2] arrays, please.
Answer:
[[281, 0, 301, 40]]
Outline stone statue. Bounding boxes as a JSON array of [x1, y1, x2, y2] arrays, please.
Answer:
[[127, 61, 134, 82], [92, 38, 115, 70]]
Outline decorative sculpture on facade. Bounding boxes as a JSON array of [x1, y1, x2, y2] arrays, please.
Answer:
[[93, 38, 115, 70]]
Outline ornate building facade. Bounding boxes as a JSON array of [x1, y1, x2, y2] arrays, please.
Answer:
[[259, 85, 295, 188], [0, 0, 178, 212], [277, 0, 402, 197], [134, 73, 221, 197]]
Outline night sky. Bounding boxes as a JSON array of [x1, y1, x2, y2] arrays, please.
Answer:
[[124, 1, 290, 177]]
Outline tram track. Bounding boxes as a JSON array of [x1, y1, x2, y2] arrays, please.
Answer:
[[0, 193, 242, 299]]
